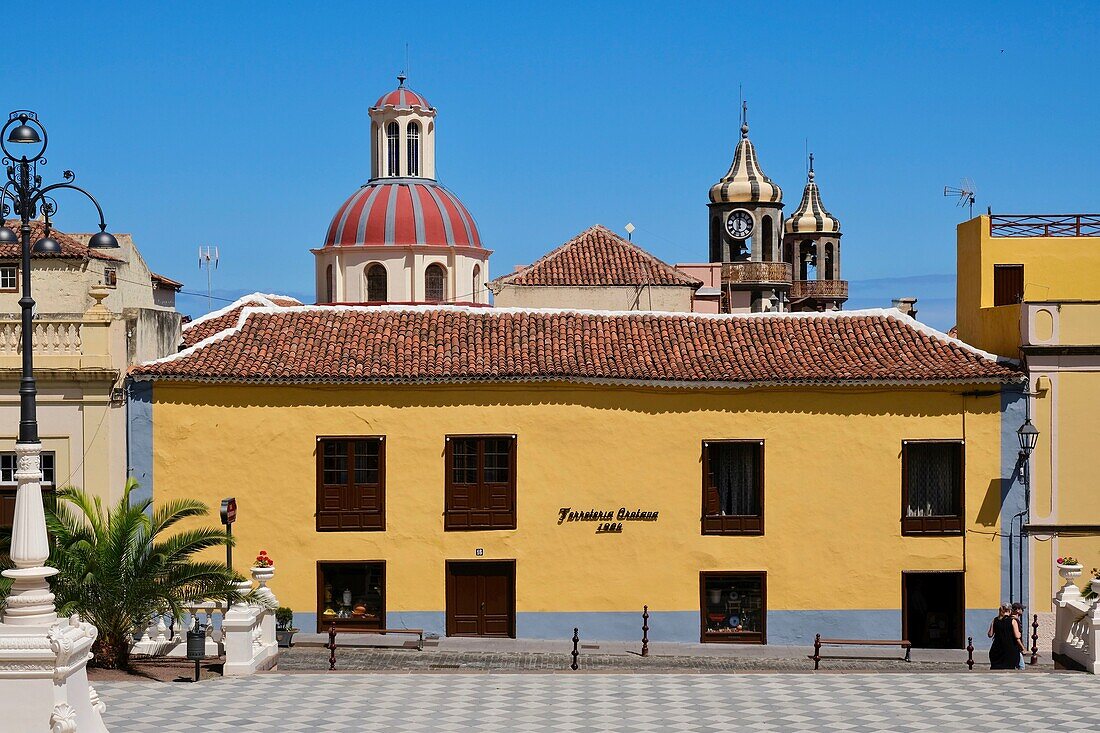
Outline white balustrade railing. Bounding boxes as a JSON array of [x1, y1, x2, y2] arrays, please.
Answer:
[[1052, 570, 1099, 674], [0, 319, 83, 355], [131, 601, 226, 658], [130, 568, 280, 676]]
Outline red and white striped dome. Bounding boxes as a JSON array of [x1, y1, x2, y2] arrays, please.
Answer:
[[373, 84, 432, 110], [323, 179, 483, 248]]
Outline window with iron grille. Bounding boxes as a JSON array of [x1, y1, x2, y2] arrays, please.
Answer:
[[406, 122, 420, 177], [425, 263, 445, 302], [386, 121, 400, 176], [366, 264, 387, 302], [316, 437, 385, 531], [445, 436, 516, 530], [902, 440, 964, 535], [0, 265, 17, 291], [702, 441, 764, 535]]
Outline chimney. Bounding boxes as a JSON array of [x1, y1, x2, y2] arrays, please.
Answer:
[[891, 297, 918, 320]]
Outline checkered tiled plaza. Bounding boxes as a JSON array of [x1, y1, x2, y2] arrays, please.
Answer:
[[99, 671, 1097, 732]]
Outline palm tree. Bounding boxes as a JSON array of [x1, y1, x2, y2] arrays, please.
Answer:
[[43, 479, 253, 669]]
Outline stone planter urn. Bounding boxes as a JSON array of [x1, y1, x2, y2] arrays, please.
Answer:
[[1058, 563, 1083, 582], [276, 627, 297, 648], [251, 565, 275, 587]]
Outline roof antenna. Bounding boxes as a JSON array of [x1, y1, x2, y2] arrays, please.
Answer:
[[405, 42, 410, 80], [198, 245, 220, 313], [943, 178, 977, 219]]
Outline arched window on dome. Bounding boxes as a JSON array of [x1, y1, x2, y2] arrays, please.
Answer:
[[386, 121, 400, 176], [407, 122, 420, 177], [367, 264, 388, 302], [472, 264, 481, 302], [325, 264, 334, 304], [425, 263, 446, 303]]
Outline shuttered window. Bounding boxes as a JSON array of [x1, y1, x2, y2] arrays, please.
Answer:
[[316, 437, 385, 531], [702, 441, 764, 535], [902, 440, 964, 535], [445, 436, 516, 530], [993, 264, 1024, 306]]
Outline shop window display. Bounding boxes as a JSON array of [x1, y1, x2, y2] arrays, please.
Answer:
[[318, 562, 385, 632], [700, 572, 766, 643]]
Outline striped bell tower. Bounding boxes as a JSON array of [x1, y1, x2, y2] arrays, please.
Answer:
[[707, 102, 786, 312]]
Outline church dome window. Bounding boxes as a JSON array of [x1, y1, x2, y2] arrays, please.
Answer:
[[472, 264, 481, 301], [407, 122, 420, 177], [425, 263, 446, 302], [386, 121, 400, 176], [367, 264, 388, 302]]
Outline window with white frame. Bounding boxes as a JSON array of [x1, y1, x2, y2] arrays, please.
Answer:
[[0, 451, 55, 486], [0, 265, 17, 291], [103, 267, 118, 288]]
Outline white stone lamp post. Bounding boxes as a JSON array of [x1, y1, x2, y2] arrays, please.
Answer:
[[0, 110, 120, 732]]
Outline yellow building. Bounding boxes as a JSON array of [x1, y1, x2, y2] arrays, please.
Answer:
[[956, 213, 1100, 639], [130, 304, 1024, 646]]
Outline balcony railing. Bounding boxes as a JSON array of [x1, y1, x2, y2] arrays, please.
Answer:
[[990, 214, 1100, 238], [0, 319, 83, 355], [790, 280, 848, 300], [721, 262, 792, 287]]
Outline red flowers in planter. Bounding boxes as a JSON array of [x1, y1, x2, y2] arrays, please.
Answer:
[[254, 550, 274, 568], [1057, 556, 1080, 567]]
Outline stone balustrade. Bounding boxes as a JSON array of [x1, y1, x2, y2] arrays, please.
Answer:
[[1052, 566, 1099, 674], [131, 601, 227, 658], [0, 319, 83, 355], [790, 279, 849, 300], [130, 566, 280, 675]]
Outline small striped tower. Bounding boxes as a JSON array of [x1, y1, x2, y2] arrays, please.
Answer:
[[312, 75, 492, 305], [707, 102, 787, 312], [784, 154, 846, 312]]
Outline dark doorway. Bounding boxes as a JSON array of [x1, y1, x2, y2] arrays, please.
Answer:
[[903, 572, 965, 649], [446, 561, 515, 638]]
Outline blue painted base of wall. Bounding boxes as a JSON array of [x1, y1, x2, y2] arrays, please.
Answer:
[[291, 609, 999, 649]]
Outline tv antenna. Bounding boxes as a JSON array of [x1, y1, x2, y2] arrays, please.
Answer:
[[943, 178, 977, 218], [198, 245, 219, 312]]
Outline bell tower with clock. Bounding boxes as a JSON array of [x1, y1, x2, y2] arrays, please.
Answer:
[[707, 103, 787, 312]]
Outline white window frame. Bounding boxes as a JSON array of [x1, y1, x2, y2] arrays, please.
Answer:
[[0, 451, 55, 486], [0, 264, 17, 291]]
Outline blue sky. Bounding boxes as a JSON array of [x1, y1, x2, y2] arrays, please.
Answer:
[[7, 2, 1098, 330]]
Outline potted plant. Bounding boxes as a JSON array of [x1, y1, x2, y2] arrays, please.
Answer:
[[1057, 555, 1082, 577], [1085, 568, 1100, 600], [275, 606, 299, 647], [251, 549, 275, 585]]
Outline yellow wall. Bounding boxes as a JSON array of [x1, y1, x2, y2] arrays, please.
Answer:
[[956, 215, 1100, 357], [151, 381, 1006, 621]]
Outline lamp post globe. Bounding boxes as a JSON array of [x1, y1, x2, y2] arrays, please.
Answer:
[[88, 229, 119, 249], [0, 225, 16, 244], [32, 236, 62, 254], [6, 120, 41, 145]]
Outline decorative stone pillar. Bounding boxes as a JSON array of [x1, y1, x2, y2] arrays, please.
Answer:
[[0, 443, 109, 731]]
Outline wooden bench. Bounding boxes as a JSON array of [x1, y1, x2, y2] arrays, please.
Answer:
[[810, 634, 911, 669], [327, 625, 425, 652]]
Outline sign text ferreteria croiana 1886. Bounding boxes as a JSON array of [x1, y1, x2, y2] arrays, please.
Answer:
[[557, 507, 659, 534]]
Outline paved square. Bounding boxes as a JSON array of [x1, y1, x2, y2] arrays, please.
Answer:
[[99, 672, 1097, 732]]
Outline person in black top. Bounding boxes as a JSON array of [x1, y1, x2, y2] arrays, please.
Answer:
[[988, 602, 1025, 670]]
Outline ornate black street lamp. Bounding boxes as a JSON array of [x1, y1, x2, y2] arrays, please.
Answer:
[[0, 110, 118, 627]]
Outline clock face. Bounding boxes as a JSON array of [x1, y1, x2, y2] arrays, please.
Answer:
[[725, 209, 754, 239]]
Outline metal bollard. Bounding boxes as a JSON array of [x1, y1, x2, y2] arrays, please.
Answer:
[[1030, 614, 1039, 666], [641, 606, 649, 658], [571, 627, 579, 671], [966, 637, 974, 670], [327, 622, 337, 671], [812, 633, 821, 670]]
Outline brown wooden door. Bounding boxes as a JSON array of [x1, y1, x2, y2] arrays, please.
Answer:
[[446, 561, 515, 638]]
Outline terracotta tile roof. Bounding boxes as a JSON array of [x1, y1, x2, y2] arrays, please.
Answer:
[[179, 293, 303, 348], [496, 225, 701, 287], [151, 272, 183, 290], [138, 305, 1022, 388], [1, 220, 123, 262]]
